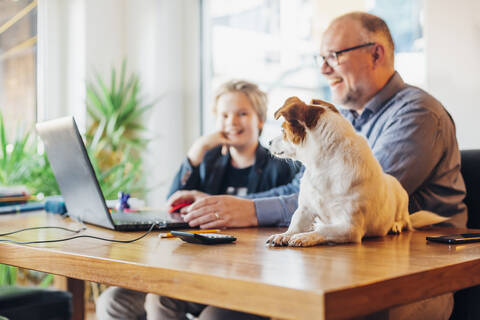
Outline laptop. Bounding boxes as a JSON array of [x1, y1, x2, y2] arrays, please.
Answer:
[[36, 116, 190, 231]]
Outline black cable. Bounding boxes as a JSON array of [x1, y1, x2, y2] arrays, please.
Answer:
[[0, 226, 86, 236], [0, 223, 158, 245]]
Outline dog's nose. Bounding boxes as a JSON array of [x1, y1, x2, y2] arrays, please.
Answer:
[[268, 140, 273, 146]]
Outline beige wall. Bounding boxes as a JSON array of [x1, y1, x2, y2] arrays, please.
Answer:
[[425, 0, 480, 149]]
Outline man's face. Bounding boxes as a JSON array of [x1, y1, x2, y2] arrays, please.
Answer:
[[320, 19, 375, 110]]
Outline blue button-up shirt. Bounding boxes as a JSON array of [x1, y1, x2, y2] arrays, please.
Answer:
[[255, 72, 466, 226]]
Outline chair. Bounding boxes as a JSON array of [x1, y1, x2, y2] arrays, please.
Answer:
[[0, 286, 72, 320], [460, 149, 480, 228], [450, 149, 480, 320]]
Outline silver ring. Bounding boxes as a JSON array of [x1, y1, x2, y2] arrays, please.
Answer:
[[214, 212, 220, 220]]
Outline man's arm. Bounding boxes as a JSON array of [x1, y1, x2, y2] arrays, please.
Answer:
[[170, 191, 298, 228], [371, 106, 443, 195], [254, 194, 298, 227]]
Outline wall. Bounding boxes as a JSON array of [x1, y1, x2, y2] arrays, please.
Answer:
[[424, 0, 480, 149], [37, 0, 86, 129], [123, 0, 201, 205]]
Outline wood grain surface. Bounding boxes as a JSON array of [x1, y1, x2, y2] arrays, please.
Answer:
[[0, 212, 479, 319]]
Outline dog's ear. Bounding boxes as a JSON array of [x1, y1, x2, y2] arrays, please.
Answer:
[[274, 96, 305, 121], [275, 96, 328, 130], [310, 98, 339, 114], [274, 97, 306, 144], [275, 97, 328, 144]]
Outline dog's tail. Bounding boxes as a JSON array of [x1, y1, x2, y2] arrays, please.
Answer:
[[409, 210, 450, 228]]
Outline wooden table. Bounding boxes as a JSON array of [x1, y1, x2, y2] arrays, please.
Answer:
[[0, 212, 480, 320]]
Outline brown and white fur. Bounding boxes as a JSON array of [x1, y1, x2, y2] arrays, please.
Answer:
[[267, 97, 449, 247]]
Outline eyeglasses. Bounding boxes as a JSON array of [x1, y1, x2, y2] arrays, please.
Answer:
[[314, 42, 375, 68]]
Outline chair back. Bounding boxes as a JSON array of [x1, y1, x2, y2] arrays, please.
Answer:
[[460, 150, 480, 228]]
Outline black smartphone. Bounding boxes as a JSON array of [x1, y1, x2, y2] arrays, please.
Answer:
[[426, 233, 480, 244], [170, 231, 236, 245]]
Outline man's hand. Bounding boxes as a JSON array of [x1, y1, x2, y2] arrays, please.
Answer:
[[182, 195, 258, 229], [166, 190, 210, 221], [167, 190, 209, 209]]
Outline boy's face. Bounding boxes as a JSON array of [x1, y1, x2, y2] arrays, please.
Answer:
[[215, 92, 263, 150]]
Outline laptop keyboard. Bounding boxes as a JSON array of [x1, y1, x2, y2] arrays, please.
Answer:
[[110, 211, 189, 231], [111, 212, 167, 225]]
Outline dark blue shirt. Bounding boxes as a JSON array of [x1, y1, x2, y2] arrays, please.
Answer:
[[167, 144, 302, 198]]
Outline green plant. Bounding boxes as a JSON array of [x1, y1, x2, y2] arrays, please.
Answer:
[[0, 112, 59, 196], [0, 265, 17, 286], [85, 60, 156, 198], [86, 60, 155, 151], [88, 145, 145, 200], [24, 152, 61, 196], [0, 112, 32, 185]]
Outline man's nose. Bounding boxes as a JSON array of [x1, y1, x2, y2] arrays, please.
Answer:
[[320, 60, 332, 75]]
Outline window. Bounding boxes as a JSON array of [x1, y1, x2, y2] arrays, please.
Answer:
[[202, 0, 424, 143], [369, 0, 424, 86], [202, 0, 322, 143], [0, 0, 37, 138]]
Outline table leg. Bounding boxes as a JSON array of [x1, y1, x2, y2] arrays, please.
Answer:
[[54, 276, 85, 320]]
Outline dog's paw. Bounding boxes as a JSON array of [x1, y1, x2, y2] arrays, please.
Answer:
[[266, 233, 292, 246], [288, 233, 318, 247], [391, 222, 403, 234]]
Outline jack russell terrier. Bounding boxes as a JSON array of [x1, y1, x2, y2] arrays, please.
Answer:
[[267, 97, 449, 247]]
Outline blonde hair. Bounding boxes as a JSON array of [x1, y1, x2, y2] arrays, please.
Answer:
[[212, 80, 268, 135]]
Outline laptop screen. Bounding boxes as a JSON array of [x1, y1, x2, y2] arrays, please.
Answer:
[[36, 117, 117, 229]]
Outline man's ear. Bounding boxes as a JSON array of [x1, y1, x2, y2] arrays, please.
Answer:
[[372, 43, 386, 67]]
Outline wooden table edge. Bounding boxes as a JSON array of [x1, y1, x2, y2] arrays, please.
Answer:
[[0, 242, 325, 320], [324, 259, 480, 319]]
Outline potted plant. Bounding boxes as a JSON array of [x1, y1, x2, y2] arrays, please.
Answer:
[[85, 59, 157, 199]]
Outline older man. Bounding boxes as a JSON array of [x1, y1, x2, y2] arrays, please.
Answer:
[[98, 12, 466, 320]]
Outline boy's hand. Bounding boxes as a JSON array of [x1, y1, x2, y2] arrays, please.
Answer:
[[187, 131, 229, 166]]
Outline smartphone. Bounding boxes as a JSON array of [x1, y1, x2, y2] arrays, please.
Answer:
[[170, 231, 236, 245], [426, 233, 480, 244]]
